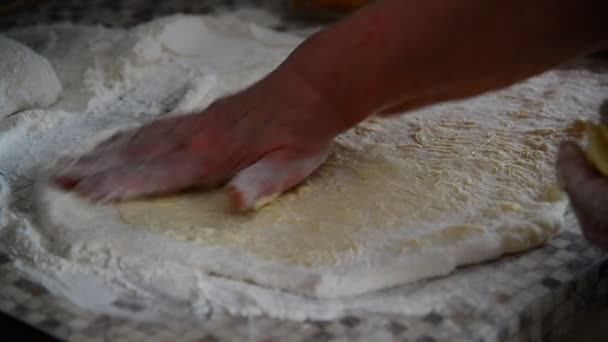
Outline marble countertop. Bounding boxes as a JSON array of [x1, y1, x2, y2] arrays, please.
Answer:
[[1, 1, 607, 341]]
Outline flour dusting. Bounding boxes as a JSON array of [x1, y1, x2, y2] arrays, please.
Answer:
[[0, 11, 606, 322]]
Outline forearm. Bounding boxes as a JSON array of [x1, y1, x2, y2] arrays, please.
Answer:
[[277, 0, 608, 130]]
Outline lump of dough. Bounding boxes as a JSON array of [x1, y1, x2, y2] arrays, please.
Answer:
[[0, 35, 62, 118], [586, 124, 608, 176]]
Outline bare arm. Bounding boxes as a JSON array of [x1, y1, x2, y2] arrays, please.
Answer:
[[56, 0, 608, 211], [279, 0, 608, 129]]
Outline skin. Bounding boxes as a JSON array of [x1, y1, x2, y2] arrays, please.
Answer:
[[56, 0, 608, 247], [558, 103, 608, 250]]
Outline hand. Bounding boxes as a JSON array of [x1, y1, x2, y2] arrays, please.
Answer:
[[557, 102, 608, 250], [54, 68, 344, 210]]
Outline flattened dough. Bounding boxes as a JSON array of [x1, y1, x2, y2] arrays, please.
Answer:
[[112, 115, 577, 297], [0, 35, 62, 118]]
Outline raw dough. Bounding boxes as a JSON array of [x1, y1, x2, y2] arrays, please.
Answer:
[[119, 116, 573, 297], [0, 35, 62, 118], [44, 113, 577, 298]]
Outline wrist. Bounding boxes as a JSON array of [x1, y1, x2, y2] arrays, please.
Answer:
[[275, 31, 379, 131], [265, 54, 364, 137]]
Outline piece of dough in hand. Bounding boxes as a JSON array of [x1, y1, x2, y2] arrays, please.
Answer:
[[0, 35, 62, 118]]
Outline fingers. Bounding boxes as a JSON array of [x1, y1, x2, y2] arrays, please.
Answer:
[[66, 154, 212, 202], [55, 120, 192, 186], [56, 141, 177, 182], [55, 151, 135, 187], [558, 142, 608, 216], [226, 149, 329, 211], [558, 142, 608, 250]]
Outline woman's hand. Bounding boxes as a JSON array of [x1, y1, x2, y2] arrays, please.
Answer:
[[54, 69, 342, 211], [54, 0, 608, 212], [558, 104, 608, 250]]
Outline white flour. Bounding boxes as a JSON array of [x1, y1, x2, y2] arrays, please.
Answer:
[[0, 11, 606, 322]]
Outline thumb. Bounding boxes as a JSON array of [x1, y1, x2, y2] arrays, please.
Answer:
[[226, 149, 329, 211]]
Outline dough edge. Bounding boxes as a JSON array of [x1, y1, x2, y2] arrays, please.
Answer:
[[34, 175, 567, 298]]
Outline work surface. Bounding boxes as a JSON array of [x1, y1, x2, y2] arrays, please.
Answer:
[[0, 211, 605, 341], [1, 1, 607, 341]]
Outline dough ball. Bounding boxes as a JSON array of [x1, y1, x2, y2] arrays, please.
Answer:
[[0, 35, 62, 118]]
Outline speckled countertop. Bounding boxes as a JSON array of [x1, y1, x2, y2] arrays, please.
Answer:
[[1, 1, 607, 341]]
